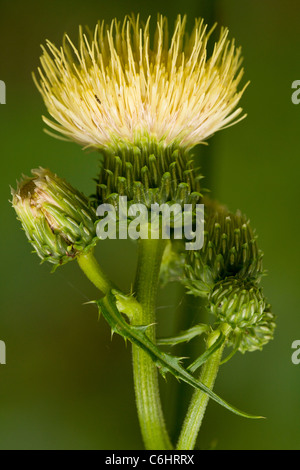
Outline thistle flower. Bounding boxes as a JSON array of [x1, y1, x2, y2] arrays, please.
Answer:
[[34, 14, 247, 152], [33, 15, 248, 207], [11, 168, 98, 267]]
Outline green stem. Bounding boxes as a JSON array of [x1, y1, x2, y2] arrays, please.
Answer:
[[77, 249, 111, 296], [132, 238, 173, 450], [176, 338, 225, 450], [78, 243, 172, 449]]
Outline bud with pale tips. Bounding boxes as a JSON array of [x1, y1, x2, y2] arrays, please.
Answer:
[[209, 277, 275, 352], [11, 168, 98, 268]]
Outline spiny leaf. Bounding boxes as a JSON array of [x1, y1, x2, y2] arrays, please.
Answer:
[[97, 291, 264, 420]]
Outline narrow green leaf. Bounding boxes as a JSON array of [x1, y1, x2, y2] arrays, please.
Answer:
[[157, 324, 209, 347], [220, 334, 241, 365], [97, 291, 264, 420], [188, 332, 226, 373]]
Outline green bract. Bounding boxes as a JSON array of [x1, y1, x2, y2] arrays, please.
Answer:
[[96, 141, 203, 208], [234, 306, 276, 353], [11, 168, 98, 267]]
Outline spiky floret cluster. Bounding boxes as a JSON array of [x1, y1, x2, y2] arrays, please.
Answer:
[[11, 168, 98, 267], [34, 14, 247, 152]]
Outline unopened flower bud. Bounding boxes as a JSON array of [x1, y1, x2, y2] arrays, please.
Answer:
[[11, 168, 98, 267], [185, 198, 264, 296], [209, 277, 275, 352], [209, 277, 265, 329]]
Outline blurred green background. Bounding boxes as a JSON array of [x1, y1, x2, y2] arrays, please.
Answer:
[[1, 0, 300, 450]]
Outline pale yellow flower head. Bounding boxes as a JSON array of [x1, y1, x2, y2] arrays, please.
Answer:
[[34, 14, 248, 152]]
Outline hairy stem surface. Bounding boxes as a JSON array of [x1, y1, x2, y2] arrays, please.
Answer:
[[132, 238, 173, 450], [177, 342, 225, 450]]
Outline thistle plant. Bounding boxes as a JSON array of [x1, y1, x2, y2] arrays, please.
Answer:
[[11, 14, 275, 450]]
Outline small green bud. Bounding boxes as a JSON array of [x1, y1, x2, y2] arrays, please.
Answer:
[[209, 277, 265, 329], [184, 198, 264, 296], [209, 277, 275, 352], [11, 168, 98, 267]]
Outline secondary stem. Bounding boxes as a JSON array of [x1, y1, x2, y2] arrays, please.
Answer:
[[132, 238, 173, 450], [77, 249, 111, 296], [176, 340, 225, 450]]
